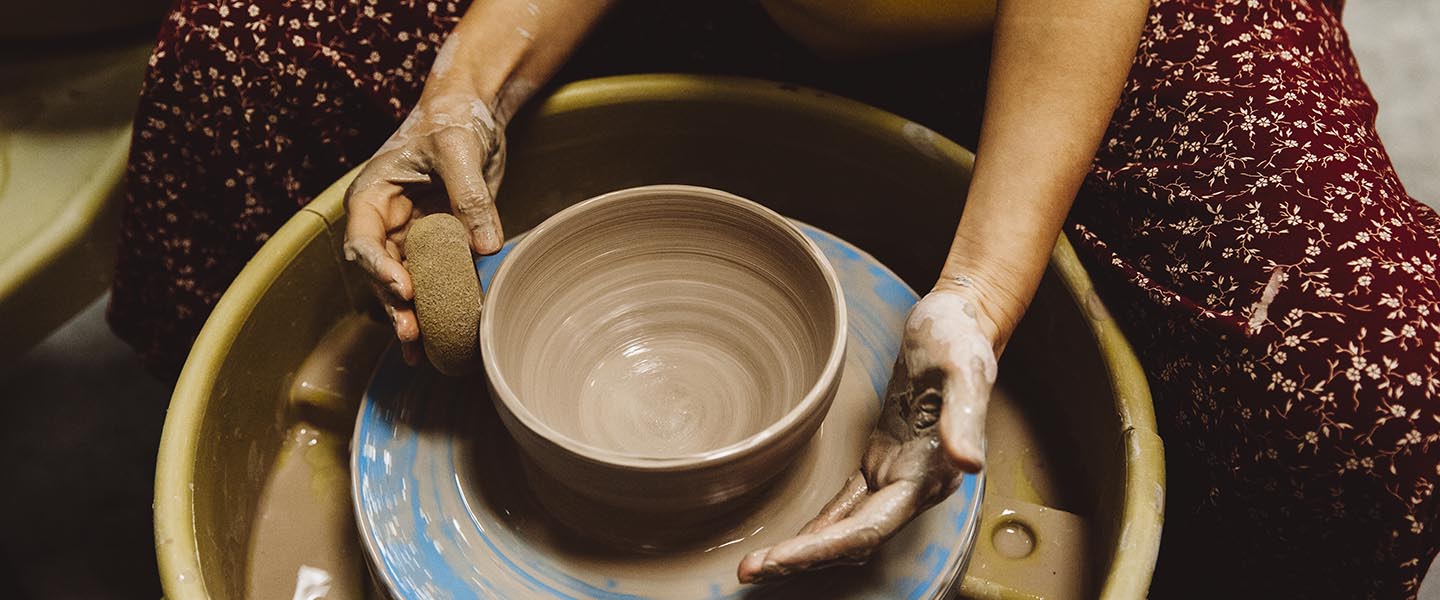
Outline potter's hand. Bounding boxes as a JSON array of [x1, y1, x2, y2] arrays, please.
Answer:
[[738, 289, 998, 583], [342, 0, 617, 366], [343, 79, 506, 366]]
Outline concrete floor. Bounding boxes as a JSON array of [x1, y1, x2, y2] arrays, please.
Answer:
[[0, 295, 168, 599], [0, 6, 1434, 599], [1346, 0, 1440, 209]]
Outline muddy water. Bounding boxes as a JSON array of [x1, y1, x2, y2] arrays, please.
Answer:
[[245, 425, 366, 600], [983, 374, 1081, 510], [244, 315, 389, 600]]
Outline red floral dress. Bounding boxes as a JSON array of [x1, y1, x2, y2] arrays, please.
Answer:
[[111, 0, 1437, 596], [1070, 0, 1440, 596]]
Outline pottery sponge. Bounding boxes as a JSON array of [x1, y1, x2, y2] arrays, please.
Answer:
[[407, 213, 483, 376]]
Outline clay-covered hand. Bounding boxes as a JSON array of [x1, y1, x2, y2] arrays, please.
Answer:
[[737, 289, 998, 583], [343, 77, 506, 366]]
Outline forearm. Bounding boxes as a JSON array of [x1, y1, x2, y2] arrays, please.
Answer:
[[935, 0, 1147, 345], [428, 0, 617, 123]]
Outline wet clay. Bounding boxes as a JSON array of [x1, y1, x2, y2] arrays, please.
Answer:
[[247, 315, 391, 600], [991, 520, 1036, 559], [480, 186, 847, 514], [459, 355, 875, 577], [963, 499, 1092, 599], [288, 313, 395, 431], [407, 213, 483, 376], [984, 368, 1086, 511], [510, 347, 880, 551], [245, 425, 365, 600], [362, 357, 993, 597], [957, 374, 1095, 599]]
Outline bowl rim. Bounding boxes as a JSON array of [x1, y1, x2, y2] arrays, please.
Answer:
[[478, 183, 849, 471]]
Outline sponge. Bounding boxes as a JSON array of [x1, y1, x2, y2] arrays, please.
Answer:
[[406, 214, 483, 376]]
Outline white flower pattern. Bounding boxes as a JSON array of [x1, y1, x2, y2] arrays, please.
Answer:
[[111, 0, 469, 375], [1072, 0, 1439, 597]]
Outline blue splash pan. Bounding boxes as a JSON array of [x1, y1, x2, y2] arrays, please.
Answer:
[[352, 222, 982, 599]]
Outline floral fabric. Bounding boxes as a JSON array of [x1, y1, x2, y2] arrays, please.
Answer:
[[1070, 0, 1440, 597], [109, 0, 469, 373]]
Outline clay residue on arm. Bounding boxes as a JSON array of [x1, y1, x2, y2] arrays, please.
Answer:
[[342, 0, 616, 366], [900, 292, 998, 471], [738, 0, 1150, 584]]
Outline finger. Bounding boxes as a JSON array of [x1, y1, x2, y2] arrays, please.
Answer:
[[344, 183, 414, 300], [401, 340, 422, 367], [738, 481, 921, 584], [358, 235, 417, 345], [374, 281, 420, 344], [798, 471, 871, 535], [391, 304, 419, 344], [938, 352, 996, 472], [738, 471, 870, 584], [432, 129, 504, 254]]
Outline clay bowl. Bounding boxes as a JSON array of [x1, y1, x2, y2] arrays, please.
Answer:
[[480, 185, 848, 530]]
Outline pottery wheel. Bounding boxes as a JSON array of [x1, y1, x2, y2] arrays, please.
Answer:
[[352, 222, 984, 599]]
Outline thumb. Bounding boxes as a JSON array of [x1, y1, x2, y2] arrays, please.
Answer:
[[938, 352, 996, 473]]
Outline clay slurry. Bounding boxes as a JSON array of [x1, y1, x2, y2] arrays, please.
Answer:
[[407, 214, 483, 376]]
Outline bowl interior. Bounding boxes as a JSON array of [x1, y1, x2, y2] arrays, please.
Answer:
[[485, 186, 842, 459]]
